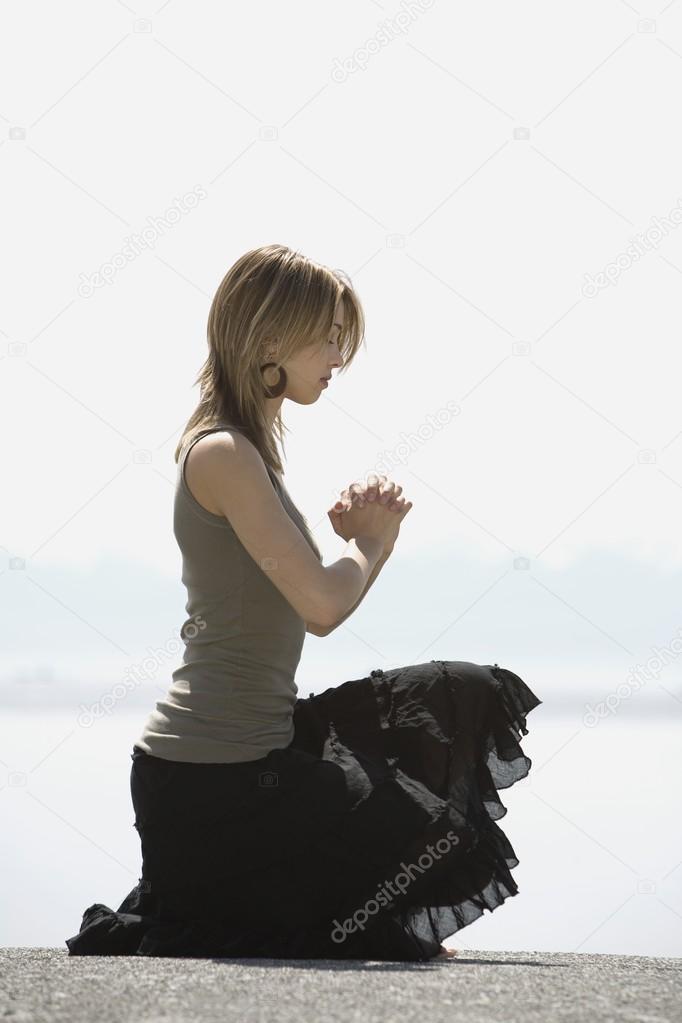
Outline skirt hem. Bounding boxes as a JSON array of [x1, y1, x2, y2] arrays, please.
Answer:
[[65, 659, 542, 961]]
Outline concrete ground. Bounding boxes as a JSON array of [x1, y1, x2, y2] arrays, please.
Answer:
[[1, 947, 679, 1023]]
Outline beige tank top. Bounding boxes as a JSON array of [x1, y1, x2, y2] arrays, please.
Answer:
[[134, 423, 318, 763]]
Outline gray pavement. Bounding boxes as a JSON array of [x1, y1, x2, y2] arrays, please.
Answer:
[[1, 947, 680, 1023]]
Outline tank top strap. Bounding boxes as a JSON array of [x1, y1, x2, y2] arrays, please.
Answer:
[[179, 423, 248, 468], [178, 424, 282, 517]]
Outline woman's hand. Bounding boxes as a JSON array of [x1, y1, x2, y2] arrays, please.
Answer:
[[327, 474, 412, 552]]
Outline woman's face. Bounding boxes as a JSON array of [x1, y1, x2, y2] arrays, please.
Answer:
[[274, 294, 345, 406]]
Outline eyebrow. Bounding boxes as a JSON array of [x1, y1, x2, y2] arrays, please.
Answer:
[[333, 322, 343, 331]]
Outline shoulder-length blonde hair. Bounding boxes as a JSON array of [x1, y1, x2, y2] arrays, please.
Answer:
[[175, 243, 366, 559]]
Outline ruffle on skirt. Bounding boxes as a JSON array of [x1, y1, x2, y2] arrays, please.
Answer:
[[65, 659, 542, 961]]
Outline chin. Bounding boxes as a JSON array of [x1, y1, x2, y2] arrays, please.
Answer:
[[289, 390, 319, 406]]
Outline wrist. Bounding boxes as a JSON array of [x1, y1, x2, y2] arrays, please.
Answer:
[[352, 534, 384, 565]]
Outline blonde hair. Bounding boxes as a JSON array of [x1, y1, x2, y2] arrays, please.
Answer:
[[175, 243, 366, 559]]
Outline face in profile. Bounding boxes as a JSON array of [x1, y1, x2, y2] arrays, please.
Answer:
[[278, 294, 345, 406]]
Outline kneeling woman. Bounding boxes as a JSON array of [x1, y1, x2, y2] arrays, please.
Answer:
[[65, 243, 542, 962]]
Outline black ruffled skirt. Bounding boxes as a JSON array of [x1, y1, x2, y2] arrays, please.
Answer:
[[65, 660, 542, 961]]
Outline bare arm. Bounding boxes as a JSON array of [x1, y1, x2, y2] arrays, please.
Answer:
[[308, 547, 393, 637], [197, 432, 384, 628]]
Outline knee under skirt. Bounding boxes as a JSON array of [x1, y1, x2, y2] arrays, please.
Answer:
[[64, 659, 542, 961]]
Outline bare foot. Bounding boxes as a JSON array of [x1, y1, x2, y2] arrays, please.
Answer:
[[434, 944, 458, 959]]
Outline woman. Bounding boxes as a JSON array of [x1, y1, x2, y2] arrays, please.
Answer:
[[65, 243, 542, 962]]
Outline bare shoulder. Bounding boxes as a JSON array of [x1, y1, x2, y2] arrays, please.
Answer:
[[184, 428, 259, 517], [185, 428, 332, 626]]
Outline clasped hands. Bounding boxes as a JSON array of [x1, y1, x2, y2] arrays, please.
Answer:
[[326, 473, 412, 554]]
